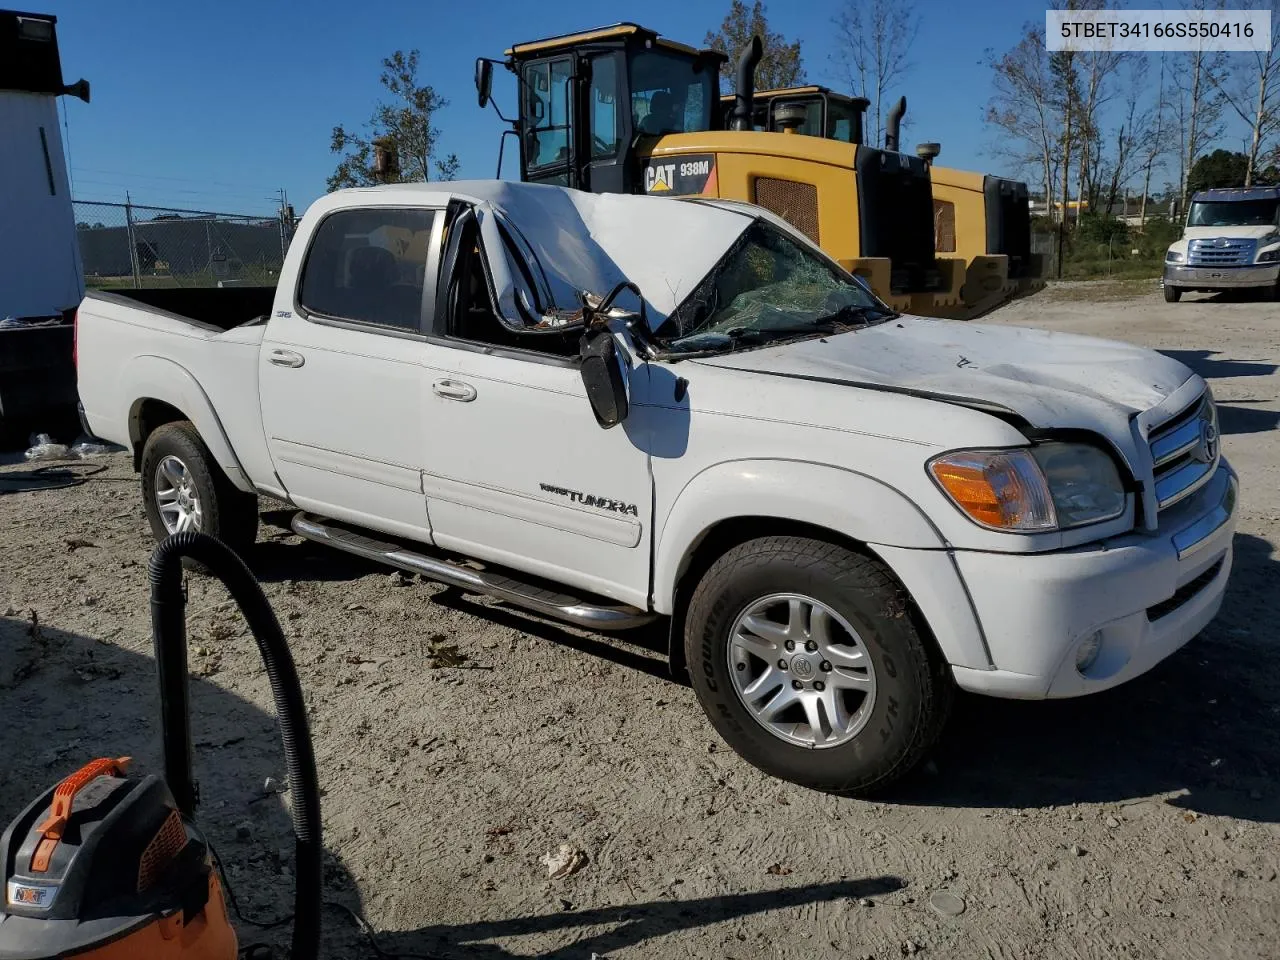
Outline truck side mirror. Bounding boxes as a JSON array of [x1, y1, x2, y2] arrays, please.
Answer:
[[579, 330, 629, 429], [476, 59, 493, 109]]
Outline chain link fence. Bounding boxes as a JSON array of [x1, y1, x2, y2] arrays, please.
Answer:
[[74, 201, 296, 290], [1032, 229, 1062, 279]]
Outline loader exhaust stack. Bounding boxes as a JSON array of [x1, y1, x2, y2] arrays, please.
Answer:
[[730, 35, 763, 132], [885, 96, 906, 153]]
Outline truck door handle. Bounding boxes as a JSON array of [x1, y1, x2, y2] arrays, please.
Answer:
[[268, 349, 305, 368], [432, 379, 477, 402]]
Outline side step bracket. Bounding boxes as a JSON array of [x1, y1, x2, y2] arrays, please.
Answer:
[[290, 513, 656, 632]]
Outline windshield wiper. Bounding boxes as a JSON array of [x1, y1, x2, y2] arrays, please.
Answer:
[[815, 303, 899, 326]]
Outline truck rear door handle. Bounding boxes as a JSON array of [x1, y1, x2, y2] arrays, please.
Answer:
[[268, 349, 305, 368], [432, 379, 477, 402]]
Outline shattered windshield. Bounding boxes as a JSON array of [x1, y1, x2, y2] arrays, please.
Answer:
[[654, 219, 895, 354]]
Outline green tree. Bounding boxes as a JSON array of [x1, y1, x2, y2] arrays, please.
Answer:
[[1186, 148, 1249, 192], [705, 0, 804, 91], [328, 50, 460, 191]]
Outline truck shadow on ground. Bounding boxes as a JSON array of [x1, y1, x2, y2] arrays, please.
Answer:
[[1159, 348, 1278, 381], [362, 878, 904, 960], [247, 510, 385, 583], [0, 616, 901, 959], [230, 523, 1280, 824], [1158, 349, 1280, 435], [889, 532, 1280, 822]]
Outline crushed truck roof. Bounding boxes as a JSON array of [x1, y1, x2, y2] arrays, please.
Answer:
[[312, 180, 757, 326]]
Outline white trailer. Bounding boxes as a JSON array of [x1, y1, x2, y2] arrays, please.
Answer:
[[0, 9, 90, 440]]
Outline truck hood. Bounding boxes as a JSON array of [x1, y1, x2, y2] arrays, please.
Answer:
[[1181, 224, 1279, 242], [693, 316, 1196, 455]]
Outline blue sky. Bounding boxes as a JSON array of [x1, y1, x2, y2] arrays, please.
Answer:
[[37, 0, 1251, 215]]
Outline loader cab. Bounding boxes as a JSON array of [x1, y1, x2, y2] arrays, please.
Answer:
[[721, 86, 868, 145], [726, 86, 943, 295], [501, 23, 724, 194]]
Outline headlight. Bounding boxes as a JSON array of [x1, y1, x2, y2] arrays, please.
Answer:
[[929, 443, 1126, 532], [1257, 248, 1280, 263], [1166, 250, 1185, 263]]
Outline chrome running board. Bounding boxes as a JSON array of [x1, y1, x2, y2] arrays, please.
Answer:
[[290, 513, 655, 631]]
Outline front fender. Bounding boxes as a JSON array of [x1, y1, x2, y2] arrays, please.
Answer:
[[653, 459, 992, 671], [127, 355, 254, 493]]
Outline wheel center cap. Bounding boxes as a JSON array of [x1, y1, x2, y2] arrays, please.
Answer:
[[790, 656, 814, 679]]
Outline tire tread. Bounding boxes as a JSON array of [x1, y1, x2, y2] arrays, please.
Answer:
[[685, 535, 952, 795]]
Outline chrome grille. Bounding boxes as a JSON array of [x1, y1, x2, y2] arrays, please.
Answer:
[[1186, 238, 1257, 266], [1149, 393, 1219, 512]]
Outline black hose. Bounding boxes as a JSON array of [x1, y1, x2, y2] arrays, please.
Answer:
[[148, 532, 322, 960]]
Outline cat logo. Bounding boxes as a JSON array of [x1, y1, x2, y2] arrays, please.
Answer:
[[642, 154, 716, 196], [645, 163, 675, 192]]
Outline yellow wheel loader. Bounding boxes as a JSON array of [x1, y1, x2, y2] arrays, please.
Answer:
[[476, 23, 965, 315], [729, 85, 1047, 314]]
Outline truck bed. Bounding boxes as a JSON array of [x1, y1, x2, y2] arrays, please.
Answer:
[[76, 287, 276, 489], [92, 286, 276, 331]]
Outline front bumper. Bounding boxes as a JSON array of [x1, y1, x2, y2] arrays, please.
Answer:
[[1164, 262, 1280, 288], [951, 461, 1238, 699]]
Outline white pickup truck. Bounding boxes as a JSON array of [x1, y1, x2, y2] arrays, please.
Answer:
[[76, 181, 1239, 794]]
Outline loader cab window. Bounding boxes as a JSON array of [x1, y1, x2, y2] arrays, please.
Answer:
[[629, 49, 714, 136], [826, 99, 861, 143], [523, 56, 574, 180], [589, 55, 621, 158]]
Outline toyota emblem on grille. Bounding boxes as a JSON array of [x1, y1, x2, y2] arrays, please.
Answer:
[[1198, 419, 1219, 463], [1215, 237, 1230, 247]]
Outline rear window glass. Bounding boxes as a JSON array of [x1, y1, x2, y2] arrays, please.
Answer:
[[298, 208, 435, 330]]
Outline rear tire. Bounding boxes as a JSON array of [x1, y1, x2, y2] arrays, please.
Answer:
[[1164, 284, 1182, 302], [140, 421, 258, 558], [684, 536, 951, 795]]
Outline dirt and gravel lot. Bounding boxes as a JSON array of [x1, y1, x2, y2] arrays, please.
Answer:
[[2, 280, 1278, 960]]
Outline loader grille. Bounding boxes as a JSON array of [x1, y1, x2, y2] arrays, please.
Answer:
[[753, 178, 820, 244]]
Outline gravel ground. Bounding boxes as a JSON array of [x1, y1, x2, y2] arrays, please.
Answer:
[[2, 280, 1278, 959]]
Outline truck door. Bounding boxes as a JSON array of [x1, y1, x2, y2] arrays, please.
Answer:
[[259, 204, 444, 541], [418, 209, 654, 609]]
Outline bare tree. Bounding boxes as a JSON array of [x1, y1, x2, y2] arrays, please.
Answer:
[[1050, 45, 1081, 227], [984, 25, 1060, 218], [1074, 42, 1124, 214], [1206, 1, 1280, 185], [1138, 55, 1174, 228], [1103, 59, 1147, 215], [1171, 0, 1228, 210], [830, 0, 920, 147]]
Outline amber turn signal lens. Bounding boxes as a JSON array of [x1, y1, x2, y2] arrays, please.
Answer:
[[928, 449, 1057, 531]]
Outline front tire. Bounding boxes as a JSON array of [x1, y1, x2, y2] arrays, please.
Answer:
[[1164, 284, 1182, 302], [684, 536, 951, 795], [140, 421, 258, 555]]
